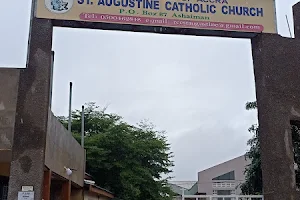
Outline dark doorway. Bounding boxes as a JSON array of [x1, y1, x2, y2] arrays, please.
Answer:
[[0, 176, 8, 200]]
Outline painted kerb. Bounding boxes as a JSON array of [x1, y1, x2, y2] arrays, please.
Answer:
[[36, 0, 276, 33]]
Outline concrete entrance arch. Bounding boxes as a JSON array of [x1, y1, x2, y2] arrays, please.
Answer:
[[3, 1, 300, 200]]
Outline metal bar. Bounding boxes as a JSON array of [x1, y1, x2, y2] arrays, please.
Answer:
[[68, 82, 73, 133], [49, 51, 54, 109], [81, 105, 84, 148], [286, 14, 292, 37], [182, 195, 263, 198]]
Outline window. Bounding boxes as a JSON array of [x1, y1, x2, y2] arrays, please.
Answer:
[[212, 182, 235, 188], [216, 190, 231, 195], [212, 171, 235, 180], [213, 190, 235, 200], [291, 120, 300, 189]]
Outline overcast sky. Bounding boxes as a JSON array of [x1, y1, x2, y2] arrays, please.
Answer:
[[0, 0, 298, 181]]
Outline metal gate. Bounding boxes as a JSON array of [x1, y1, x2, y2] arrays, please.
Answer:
[[182, 195, 264, 200]]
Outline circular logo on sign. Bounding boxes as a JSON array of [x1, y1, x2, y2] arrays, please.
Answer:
[[45, 0, 74, 14]]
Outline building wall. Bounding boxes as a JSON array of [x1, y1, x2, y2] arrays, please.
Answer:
[[0, 68, 20, 163], [0, 163, 10, 177], [84, 192, 111, 200], [71, 187, 83, 200], [0, 68, 85, 187], [45, 112, 85, 186], [197, 155, 251, 195]]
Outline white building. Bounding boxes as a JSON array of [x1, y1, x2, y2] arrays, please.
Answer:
[[169, 155, 251, 198]]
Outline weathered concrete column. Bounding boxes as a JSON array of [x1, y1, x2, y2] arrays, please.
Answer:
[[251, 27, 300, 200], [7, 1, 53, 199]]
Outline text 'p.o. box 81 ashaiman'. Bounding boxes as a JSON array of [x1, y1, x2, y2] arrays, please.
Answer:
[[35, 0, 277, 33], [18, 191, 34, 200]]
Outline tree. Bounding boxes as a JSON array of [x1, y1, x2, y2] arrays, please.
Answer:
[[59, 102, 174, 200], [240, 101, 262, 195], [241, 101, 300, 194]]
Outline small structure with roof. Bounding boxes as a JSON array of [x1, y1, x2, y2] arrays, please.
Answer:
[[84, 173, 114, 200]]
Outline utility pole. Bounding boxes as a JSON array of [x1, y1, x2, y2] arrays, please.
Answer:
[[68, 82, 73, 133], [81, 105, 85, 148]]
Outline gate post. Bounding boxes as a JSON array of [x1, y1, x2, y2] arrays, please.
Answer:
[[251, 3, 300, 199], [7, 0, 53, 199]]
